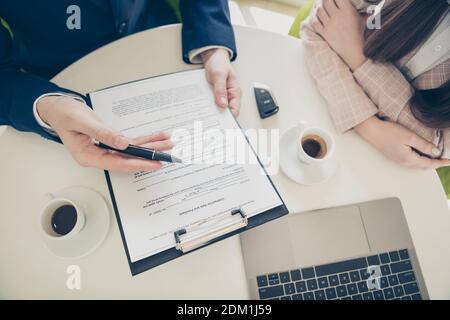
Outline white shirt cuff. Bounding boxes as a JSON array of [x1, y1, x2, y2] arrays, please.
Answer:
[[33, 93, 86, 136], [188, 46, 234, 64]]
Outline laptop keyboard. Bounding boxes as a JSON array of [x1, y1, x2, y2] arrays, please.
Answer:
[[257, 249, 422, 300]]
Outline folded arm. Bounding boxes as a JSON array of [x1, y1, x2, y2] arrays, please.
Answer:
[[352, 58, 449, 158]]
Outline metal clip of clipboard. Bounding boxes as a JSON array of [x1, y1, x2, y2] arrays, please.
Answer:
[[174, 208, 248, 253]]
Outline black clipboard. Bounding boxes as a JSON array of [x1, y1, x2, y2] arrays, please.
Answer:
[[87, 71, 289, 276]]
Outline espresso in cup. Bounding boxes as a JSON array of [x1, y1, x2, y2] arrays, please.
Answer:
[[301, 134, 328, 159], [51, 204, 78, 236], [41, 197, 85, 240], [294, 122, 338, 183]]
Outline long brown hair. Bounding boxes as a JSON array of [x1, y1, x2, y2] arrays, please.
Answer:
[[364, 0, 450, 128]]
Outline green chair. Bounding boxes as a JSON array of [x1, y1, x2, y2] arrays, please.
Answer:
[[437, 168, 450, 199], [288, 0, 315, 39]]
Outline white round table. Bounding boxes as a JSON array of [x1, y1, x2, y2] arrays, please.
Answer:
[[1, 25, 450, 299]]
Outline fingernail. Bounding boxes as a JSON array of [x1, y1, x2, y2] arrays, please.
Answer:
[[220, 97, 228, 106], [432, 147, 441, 157], [114, 135, 128, 149]]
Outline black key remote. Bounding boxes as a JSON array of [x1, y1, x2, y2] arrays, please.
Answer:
[[254, 83, 279, 119]]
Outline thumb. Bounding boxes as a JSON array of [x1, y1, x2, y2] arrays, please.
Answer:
[[211, 72, 229, 108], [408, 134, 441, 158], [73, 109, 129, 149]]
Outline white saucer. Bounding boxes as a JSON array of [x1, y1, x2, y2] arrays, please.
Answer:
[[279, 125, 338, 185], [41, 186, 111, 259]]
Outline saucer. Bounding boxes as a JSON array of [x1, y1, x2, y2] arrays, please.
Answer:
[[279, 125, 338, 185], [41, 186, 111, 259]]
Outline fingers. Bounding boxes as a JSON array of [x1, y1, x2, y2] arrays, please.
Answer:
[[429, 159, 450, 169], [207, 66, 242, 115], [93, 124, 129, 150], [131, 132, 173, 151], [316, 6, 330, 25], [433, 159, 450, 169], [203, 48, 241, 114], [312, 16, 325, 35], [73, 107, 129, 150], [323, 0, 339, 14], [335, 0, 352, 9], [97, 154, 163, 172], [408, 151, 450, 170], [227, 76, 242, 116], [141, 139, 174, 151], [132, 132, 171, 145], [210, 70, 229, 108], [59, 103, 173, 172], [407, 134, 442, 158], [79, 144, 163, 172]]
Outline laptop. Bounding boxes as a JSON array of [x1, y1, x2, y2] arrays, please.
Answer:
[[240, 198, 428, 300]]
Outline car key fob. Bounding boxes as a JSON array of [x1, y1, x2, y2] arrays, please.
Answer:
[[254, 82, 279, 119]]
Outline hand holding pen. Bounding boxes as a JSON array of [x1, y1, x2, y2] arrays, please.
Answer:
[[37, 95, 177, 172], [90, 131, 178, 171]]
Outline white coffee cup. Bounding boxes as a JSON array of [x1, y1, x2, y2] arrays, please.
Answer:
[[40, 195, 85, 241], [296, 121, 336, 165]]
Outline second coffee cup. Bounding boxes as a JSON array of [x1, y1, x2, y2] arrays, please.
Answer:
[[296, 121, 335, 165]]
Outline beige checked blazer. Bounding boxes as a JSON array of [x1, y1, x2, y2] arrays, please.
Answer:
[[301, 0, 450, 158]]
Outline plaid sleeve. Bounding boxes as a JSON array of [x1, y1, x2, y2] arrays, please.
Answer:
[[300, 5, 378, 133], [353, 59, 414, 122]]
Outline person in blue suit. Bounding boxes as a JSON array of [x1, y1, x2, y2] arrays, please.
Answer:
[[0, 0, 241, 172]]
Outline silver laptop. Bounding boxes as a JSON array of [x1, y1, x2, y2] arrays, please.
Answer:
[[241, 198, 428, 300]]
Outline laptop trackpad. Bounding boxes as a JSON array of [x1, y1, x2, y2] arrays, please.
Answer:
[[288, 206, 371, 267]]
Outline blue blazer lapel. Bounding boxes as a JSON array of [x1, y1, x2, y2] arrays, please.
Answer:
[[110, 0, 147, 34]]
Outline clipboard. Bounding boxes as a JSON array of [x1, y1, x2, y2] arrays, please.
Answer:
[[105, 172, 287, 276], [87, 71, 289, 276]]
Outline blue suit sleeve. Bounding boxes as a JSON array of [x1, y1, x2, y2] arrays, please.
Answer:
[[0, 23, 84, 142], [180, 0, 237, 64]]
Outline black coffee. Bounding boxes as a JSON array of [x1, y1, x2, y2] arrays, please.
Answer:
[[301, 134, 327, 159], [51, 205, 78, 236]]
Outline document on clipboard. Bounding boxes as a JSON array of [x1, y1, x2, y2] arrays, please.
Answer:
[[88, 69, 288, 275]]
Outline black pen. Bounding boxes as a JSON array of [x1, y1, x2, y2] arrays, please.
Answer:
[[95, 141, 182, 163]]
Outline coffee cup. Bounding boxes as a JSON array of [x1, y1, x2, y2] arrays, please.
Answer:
[[296, 121, 335, 165], [40, 195, 85, 241]]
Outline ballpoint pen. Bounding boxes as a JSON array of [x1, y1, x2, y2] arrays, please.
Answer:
[[95, 141, 182, 163]]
